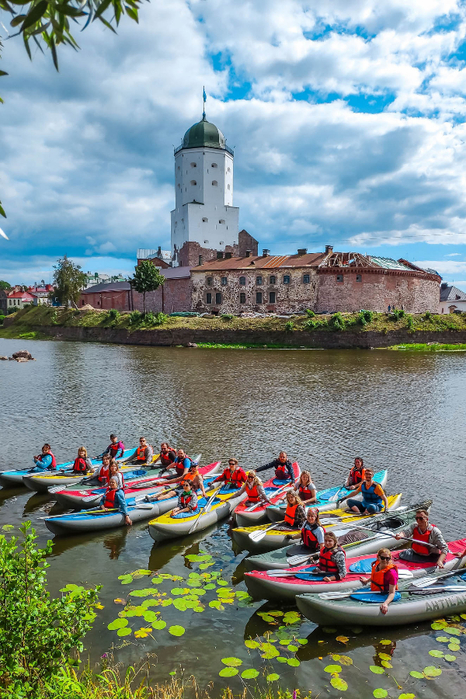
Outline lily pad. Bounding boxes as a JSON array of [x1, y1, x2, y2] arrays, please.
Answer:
[[435, 637, 450, 643], [173, 599, 189, 612], [117, 627, 132, 637], [132, 569, 152, 577], [445, 627, 461, 636], [287, 644, 299, 652], [209, 600, 224, 611], [448, 642, 460, 650], [219, 667, 238, 678], [339, 656, 353, 666], [221, 657, 242, 668], [381, 661, 392, 669], [204, 583, 216, 590], [244, 640, 259, 649], [142, 611, 158, 623], [423, 666, 442, 677], [409, 671, 424, 679], [379, 639, 391, 645], [378, 653, 391, 661], [297, 638, 308, 645], [199, 562, 214, 570], [268, 610, 284, 616], [287, 658, 300, 667], [369, 666, 385, 675], [283, 611, 301, 625], [373, 691, 387, 699], [336, 635, 349, 644], [331, 677, 348, 691], [444, 654, 456, 662], [276, 657, 288, 663], [108, 618, 128, 631], [153, 620, 167, 630], [241, 669, 259, 680], [266, 674, 280, 682], [324, 664, 342, 674], [217, 580, 229, 586], [168, 625, 185, 637], [260, 643, 280, 660], [134, 627, 152, 638], [431, 622, 447, 630], [151, 576, 163, 584], [429, 650, 444, 658], [129, 589, 155, 598], [118, 574, 133, 585], [279, 639, 292, 645], [398, 695, 415, 699]]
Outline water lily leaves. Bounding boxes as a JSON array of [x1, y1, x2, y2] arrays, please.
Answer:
[[336, 635, 349, 644], [287, 658, 300, 667], [398, 695, 415, 699], [245, 640, 259, 649], [151, 576, 164, 584], [161, 599, 173, 607], [268, 610, 284, 616], [324, 665, 342, 674], [173, 599, 189, 612], [117, 627, 132, 637], [369, 666, 385, 675], [153, 620, 167, 630], [168, 625, 185, 637], [199, 562, 215, 570], [279, 638, 292, 646], [283, 611, 301, 625], [235, 591, 251, 600], [142, 610, 158, 623], [2, 524, 14, 531], [423, 666, 442, 678], [209, 600, 224, 611], [378, 653, 391, 661], [134, 627, 152, 638], [260, 643, 280, 660], [331, 677, 348, 691], [435, 636, 450, 643], [221, 657, 242, 667], [379, 639, 391, 645], [132, 569, 152, 577], [241, 669, 259, 680], [219, 667, 238, 678], [204, 583, 216, 590], [118, 574, 133, 585], [339, 656, 353, 666], [129, 589, 157, 598], [217, 579, 229, 586], [287, 644, 299, 652], [409, 671, 424, 679], [142, 599, 159, 608], [445, 627, 461, 636], [428, 650, 444, 658], [297, 638, 308, 645], [431, 622, 447, 630], [217, 588, 234, 598], [108, 618, 128, 631], [171, 587, 190, 596], [444, 654, 456, 662], [373, 690, 387, 699], [381, 661, 392, 669], [186, 580, 202, 588], [266, 674, 280, 682], [448, 642, 460, 651], [258, 614, 274, 623], [276, 657, 288, 663]]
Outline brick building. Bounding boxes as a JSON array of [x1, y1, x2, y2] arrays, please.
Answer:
[[80, 281, 133, 311]]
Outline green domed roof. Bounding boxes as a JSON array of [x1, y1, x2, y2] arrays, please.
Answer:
[[182, 118, 226, 150]]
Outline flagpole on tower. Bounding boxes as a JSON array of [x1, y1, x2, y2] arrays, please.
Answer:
[[202, 86, 206, 120]]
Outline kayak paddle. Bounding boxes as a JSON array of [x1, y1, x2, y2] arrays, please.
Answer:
[[244, 482, 290, 512], [188, 486, 222, 534], [248, 520, 286, 542], [287, 552, 319, 566]]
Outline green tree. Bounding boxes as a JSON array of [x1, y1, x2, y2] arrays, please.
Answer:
[[0, 281, 11, 290], [0, 522, 99, 694], [52, 255, 87, 307], [129, 260, 165, 315]]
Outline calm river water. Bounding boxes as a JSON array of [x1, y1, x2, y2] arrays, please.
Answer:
[[1, 337, 466, 697]]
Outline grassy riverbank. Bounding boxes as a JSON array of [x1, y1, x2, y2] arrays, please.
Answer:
[[3, 305, 466, 340]]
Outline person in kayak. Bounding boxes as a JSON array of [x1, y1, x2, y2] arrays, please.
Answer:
[[280, 490, 306, 530], [99, 477, 132, 526], [212, 459, 247, 489], [394, 510, 448, 568], [171, 480, 199, 516], [295, 471, 317, 504], [159, 442, 176, 471], [312, 531, 347, 582], [235, 471, 271, 506], [159, 449, 193, 484], [285, 507, 325, 555], [32, 444, 56, 471], [358, 547, 398, 615], [156, 462, 206, 501], [256, 451, 294, 481], [108, 460, 125, 489], [345, 457, 365, 490], [71, 447, 93, 475], [132, 437, 154, 466], [339, 469, 388, 514], [92, 454, 114, 484], [103, 434, 125, 460]]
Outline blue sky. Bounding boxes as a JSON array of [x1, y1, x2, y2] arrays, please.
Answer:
[[2, 0, 466, 290]]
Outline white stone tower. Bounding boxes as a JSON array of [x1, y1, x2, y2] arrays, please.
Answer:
[[170, 98, 239, 257]]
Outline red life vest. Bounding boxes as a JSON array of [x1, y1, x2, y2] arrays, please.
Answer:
[[301, 523, 324, 550], [73, 457, 88, 473], [284, 503, 298, 527], [349, 467, 365, 485], [298, 485, 313, 500], [275, 463, 289, 479], [222, 467, 247, 486], [98, 465, 110, 483], [160, 451, 175, 467], [245, 483, 260, 502], [370, 561, 398, 592], [108, 443, 120, 458], [136, 445, 147, 461], [38, 452, 56, 470], [103, 488, 117, 509], [412, 525, 435, 556], [180, 492, 197, 510], [175, 457, 192, 477], [318, 546, 345, 574]]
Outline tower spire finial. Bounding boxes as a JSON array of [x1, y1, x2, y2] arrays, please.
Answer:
[[202, 86, 206, 120]]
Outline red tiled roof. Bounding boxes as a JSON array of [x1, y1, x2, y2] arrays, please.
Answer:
[[8, 291, 34, 300], [192, 253, 326, 272]]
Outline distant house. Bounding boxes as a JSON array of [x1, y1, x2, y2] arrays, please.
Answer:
[[7, 290, 35, 310], [27, 284, 54, 306], [439, 283, 466, 313], [79, 281, 133, 311]]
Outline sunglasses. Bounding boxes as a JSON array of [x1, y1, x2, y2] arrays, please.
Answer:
[[415, 516, 427, 521], [379, 555, 391, 561], [228, 462, 236, 466]]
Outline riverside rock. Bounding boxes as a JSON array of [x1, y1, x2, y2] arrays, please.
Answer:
[[12, 349, 34, 361]]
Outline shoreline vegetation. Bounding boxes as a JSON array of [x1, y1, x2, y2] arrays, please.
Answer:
[[1, 305, 466, 350]]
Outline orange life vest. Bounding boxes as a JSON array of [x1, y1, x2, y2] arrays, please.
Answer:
[[370, 561, 398, 592], [349, 467, 365, 485], [98, 465, 110, 483], [182, 470, 198, 485], [73, 457, 88, 473], [284, 503, 298, 526], [103, 488, 117, 509], [246, 483, 260, 502], [412, 525, 435, 556], [175, 457, 192, 477], [136, 445, 147, 461], [318, 546, 345, 574]]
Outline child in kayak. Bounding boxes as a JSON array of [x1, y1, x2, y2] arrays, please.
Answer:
[[103, 434, 125, 460], [345, 457, 365, 490], [285, 507, 325, 556], [311, 531, 346, 583], [295, 471, 317, 505], [71, 447, 93, 475], [99, 477, 132, 526], [171, 481, 199, 516], [256, 451, 294, 481], [235, 471, 270, 506], [358, 547, 399, 615], [339, 469, 388, 515], [32, 444, 56, 471]]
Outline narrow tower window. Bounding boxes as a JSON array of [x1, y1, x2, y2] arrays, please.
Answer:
[[212, 180, 218, 187], [190, 180, 197, 186], [211, 163, 218, 168]]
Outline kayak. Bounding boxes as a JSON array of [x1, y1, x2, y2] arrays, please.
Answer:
[[0, 447, 138, 489], [244, 537, 466, 601], [51, 454, 203, 509], [43, 462, 221, 535], [231, 493, 403, 554], [266, 469, 388, 522], [244, 500, 432, 571], [234, 462, 301, 527], [148, 484, 247, 542], [296, 564, 466, 627]]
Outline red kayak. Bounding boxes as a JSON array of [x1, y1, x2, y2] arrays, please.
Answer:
[[52, 460, 222, 510], [234, 461, 301, 527]]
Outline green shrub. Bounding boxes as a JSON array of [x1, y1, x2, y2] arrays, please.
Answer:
[[424, 311, 432, 321], [221, 314, 234, 321], [392, 308, 406, 320], [0, 315, 4, 325], [106, 309, 120, 322], [144, 312, 167, 326], [331, 312, 345, 330], [304, 319, 317, 330], [361, 310, 373, 323], [407, 314, 414, 330], [358, 313, 367, 326], [305, 309, 315, 318], [285, 320, 294, 332], [0, 522, 99, 694], [128, 310, 142, 326]]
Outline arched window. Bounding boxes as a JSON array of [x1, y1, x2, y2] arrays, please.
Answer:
[[239, 276, 246, 286], [190, 162, 197, 168], [190, 180, 197, 186], [211, 163, 218, 168], [202, 217, 208, 222], [212, 180, 218, 186]]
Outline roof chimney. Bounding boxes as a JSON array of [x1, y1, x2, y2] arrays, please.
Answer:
[[245, 250, 251, 258], [225, 251, 232, 259], [262, 249, 270, 257], [297, 248, 307, 256], [325, 245, 333, 254], [198, 255, 203, 266], [217, 251, 224, 260]]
